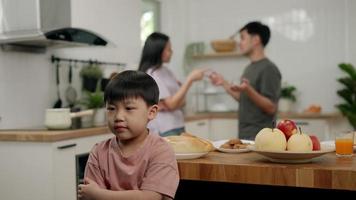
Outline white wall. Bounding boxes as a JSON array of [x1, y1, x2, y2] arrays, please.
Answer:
[[0, 0, 141, 128], [159, 0, 189, 78], [0, 51, 54, 128], [348, 0, 356, 65], [1, 0, 355, 128], [160, 0, 355, 113]]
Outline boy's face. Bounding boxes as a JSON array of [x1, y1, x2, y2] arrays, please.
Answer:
[[106, 97, 158, 141]]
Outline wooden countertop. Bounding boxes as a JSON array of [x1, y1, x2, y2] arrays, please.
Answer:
[[185, 112, 342, 121], [178, 151, 356, 191], [0, 126, 110, 142]]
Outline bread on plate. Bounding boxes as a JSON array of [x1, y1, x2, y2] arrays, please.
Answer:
[[164, 133, 214, 153]]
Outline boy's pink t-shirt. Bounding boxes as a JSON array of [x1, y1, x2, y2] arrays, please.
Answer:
[[84, 132, 179, 199]]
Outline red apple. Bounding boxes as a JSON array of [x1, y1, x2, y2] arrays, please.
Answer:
[[309, 135, 321, 151], [276, 119, 297, 140]]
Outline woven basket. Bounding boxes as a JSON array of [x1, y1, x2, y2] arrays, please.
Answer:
[[211, 39, 236, 52]]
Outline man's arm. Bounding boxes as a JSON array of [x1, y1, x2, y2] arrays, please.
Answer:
[[209, 72, 241, 101], [221, 79, 241, 101], [238, 79, 277, 115]]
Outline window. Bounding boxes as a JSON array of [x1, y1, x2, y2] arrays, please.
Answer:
[[141, 0, 160, 45]]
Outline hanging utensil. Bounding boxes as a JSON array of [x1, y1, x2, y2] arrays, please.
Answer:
[[53, 61, 62, 108], [65, 61, 78, 107]]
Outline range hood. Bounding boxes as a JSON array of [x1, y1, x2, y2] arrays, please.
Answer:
[[0, 0, 111, 53]]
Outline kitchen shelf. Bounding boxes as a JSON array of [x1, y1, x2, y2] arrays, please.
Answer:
[[192, 82, 232, 113], [192, 52, 243, 59], [188, 50, 243, 113]]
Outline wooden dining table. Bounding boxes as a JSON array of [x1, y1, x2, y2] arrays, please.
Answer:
[[176, 150, 356, 195]]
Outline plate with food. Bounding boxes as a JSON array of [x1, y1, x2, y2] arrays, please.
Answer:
[[249, 144, 334, 163], [165, 133, 214, 159], [213, 139, 254, 153]]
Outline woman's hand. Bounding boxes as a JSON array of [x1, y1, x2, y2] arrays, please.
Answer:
[[187, 68, 206, 82], [163, 68, 207, 111], [208, 71, 224, 86], [78, 178, 100, 200]]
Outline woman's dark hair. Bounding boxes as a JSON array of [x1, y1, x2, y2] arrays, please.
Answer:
[[240, 21, 271, 47], [104, 70, 159, 106], [138, 32, 169, 72]]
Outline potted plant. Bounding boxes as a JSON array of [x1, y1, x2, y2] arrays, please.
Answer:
[[80, 63, 103, 92], [336, 63, 356, 130], [279, 83, 297, 113], [81, 90, 105, 109], [80, 82, 106, 127]]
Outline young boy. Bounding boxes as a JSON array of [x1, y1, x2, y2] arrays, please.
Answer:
[[78, 70, 179, 200]]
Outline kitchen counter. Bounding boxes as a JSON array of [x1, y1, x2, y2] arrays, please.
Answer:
[[185, 111, 342, 122], [0, 126, 110, 142], [0, 112, 342, 142], [177, 151, 356, 191]]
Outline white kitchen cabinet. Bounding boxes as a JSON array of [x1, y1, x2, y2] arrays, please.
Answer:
[[53, 140, 78, 200], [0, 133, 112, 200], [185, 119, 210, 139], [185, 118, 238, 141], [52, 134, 114, 200], [210, 119, 238, 141], [294, 119, 330, 141]]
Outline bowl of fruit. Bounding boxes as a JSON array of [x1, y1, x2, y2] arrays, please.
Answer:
[[250, 119, 334, 163]]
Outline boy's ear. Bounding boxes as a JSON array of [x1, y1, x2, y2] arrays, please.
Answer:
[[148, 104, 158, 120]]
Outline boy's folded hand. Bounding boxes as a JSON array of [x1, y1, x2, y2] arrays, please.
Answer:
[[78, 178, 100, 200]]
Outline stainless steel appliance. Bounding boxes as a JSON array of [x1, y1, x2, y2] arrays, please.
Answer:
[[0, 0, 112, 52]]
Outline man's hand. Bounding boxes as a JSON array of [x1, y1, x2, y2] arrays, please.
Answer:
[[230, 78, 250, 92]]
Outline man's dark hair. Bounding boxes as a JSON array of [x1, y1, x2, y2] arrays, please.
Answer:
[[240, 21, 271, 47], [104, 70, 159, 106]]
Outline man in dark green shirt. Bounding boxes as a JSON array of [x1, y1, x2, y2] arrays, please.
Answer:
[[210, 21, 281, 140]]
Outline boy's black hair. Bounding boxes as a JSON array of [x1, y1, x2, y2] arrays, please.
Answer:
[[104, 70, 159, 106], [240, 21, 271, 47]]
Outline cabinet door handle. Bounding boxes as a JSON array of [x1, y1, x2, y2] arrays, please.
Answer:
[[197, 122, 206, 126], [296, 121, 309, 126], [57, 143, 77, 150]]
